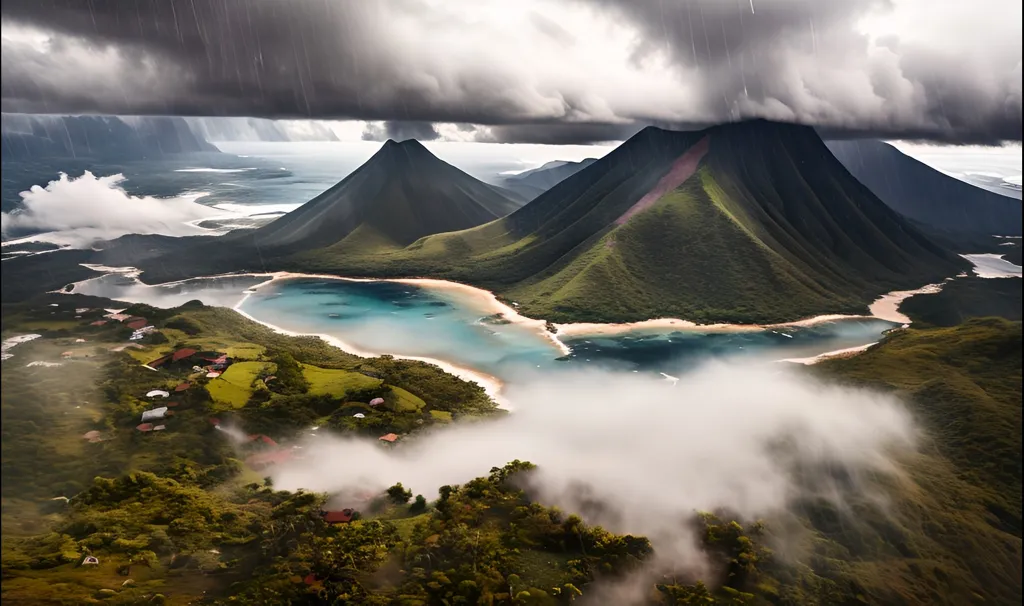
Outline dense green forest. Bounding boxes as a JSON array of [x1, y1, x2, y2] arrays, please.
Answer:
[[2, 289, 1021, 604]]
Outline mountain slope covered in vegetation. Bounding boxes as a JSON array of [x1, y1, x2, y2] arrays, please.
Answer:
[[287, 120, 967, 323], [2, 293, 1019, 605]]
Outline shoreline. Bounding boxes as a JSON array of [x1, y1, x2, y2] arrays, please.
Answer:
[[230, 291, 510, 408], [779, 342, 880, 366], [66, 268, 951, 388]]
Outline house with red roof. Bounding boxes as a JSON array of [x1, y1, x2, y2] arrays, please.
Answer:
[[245, 434, 279, 447], [322, 508, 355, 524], [245, 450, 294, 470], [378, 433, 399, 443]]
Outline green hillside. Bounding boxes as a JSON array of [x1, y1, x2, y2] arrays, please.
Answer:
[[810, 318, 1022, 604], [900, 277, 1022, 326], [285, 121, 967, 324], [3, 293, 1019, 604]]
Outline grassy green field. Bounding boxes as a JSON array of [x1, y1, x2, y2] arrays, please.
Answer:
[[302, 362, 380, 395], [207, 361, 274, 409]]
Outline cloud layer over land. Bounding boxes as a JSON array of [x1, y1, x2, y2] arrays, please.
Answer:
[[1, 0, 1020, 144], [0, 172, 220, 246], [272, 363, 916, 569]]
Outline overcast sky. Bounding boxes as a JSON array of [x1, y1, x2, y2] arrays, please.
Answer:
[[1, 0, 1020, 144]]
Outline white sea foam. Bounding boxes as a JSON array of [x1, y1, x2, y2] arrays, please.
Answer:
[[173, 167, 257, 173]]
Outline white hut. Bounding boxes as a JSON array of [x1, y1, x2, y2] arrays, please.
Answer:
[[141, 407, 168, 423], [369, 397, 385, 406], [146, 390, 170, 398]]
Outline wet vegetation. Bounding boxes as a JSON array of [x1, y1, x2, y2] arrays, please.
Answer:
[[2, 286, 1021, 604]]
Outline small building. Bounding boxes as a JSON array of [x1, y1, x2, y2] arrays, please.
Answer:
[[146, 390, 170, 398], [369, 397, 385, 406], [322, 508, 355, 524], [206, 371, 221, 378], [245, 434, 279, 447], [147, 348, 199, 368], [82, 430, 103, 443], [81, 556, 100, 566], [141, 407, 168, 423], [61, 351, 74, 359], [172, 348, 199, 362], [245, 450, 293, 470], [89, 320, 108, 326], [378, 433, 399, 443], [174, 382, 191, 392], [125, 319, 148, 330], [74, 338, 87, 343], [153, 425, 167, 431], [136, 423, 155, 432]]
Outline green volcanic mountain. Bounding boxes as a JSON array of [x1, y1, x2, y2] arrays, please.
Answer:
[[296, 120, 967, 324], [826, 139, 1023, 237], [251, 138, 524, 252]]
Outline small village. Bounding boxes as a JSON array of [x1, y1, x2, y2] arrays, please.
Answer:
[[2, 297, 503, 602], [50, 306, 422, 529]]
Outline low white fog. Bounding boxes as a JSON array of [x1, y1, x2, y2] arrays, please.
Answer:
[[271, 362, 916, 568]]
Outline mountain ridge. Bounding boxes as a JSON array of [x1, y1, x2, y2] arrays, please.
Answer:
[[499, 157, 600, 200], [826, 139, 1022, 237], [286, 119, 967, 323], [67, 119, 971, 325], [0, 114, 218, 160]]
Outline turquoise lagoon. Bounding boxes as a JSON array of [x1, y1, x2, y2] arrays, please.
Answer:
[[238, 278, 897, 383], [73, 272, 898, 384]]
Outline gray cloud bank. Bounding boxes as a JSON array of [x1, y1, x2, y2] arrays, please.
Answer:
[[1, 0, 1020, 144], [271, 363, 915, 578]]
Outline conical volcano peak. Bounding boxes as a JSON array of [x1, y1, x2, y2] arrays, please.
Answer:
[[369, 137, 435, 167], [247, 132, 524, 251]]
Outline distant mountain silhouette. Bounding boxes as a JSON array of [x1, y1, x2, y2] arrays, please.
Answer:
[[0, 114, 218, 160], [324, 120, 967, 324], [826, 139, 1022, 236], [499, 158, 599, 200]]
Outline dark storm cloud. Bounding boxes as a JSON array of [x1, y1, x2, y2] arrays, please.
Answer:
[[474, 122, 644, 145], [362, 121, 441, 142], [1, 0, 1020, 143], [594, 0, 1021, 143]]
